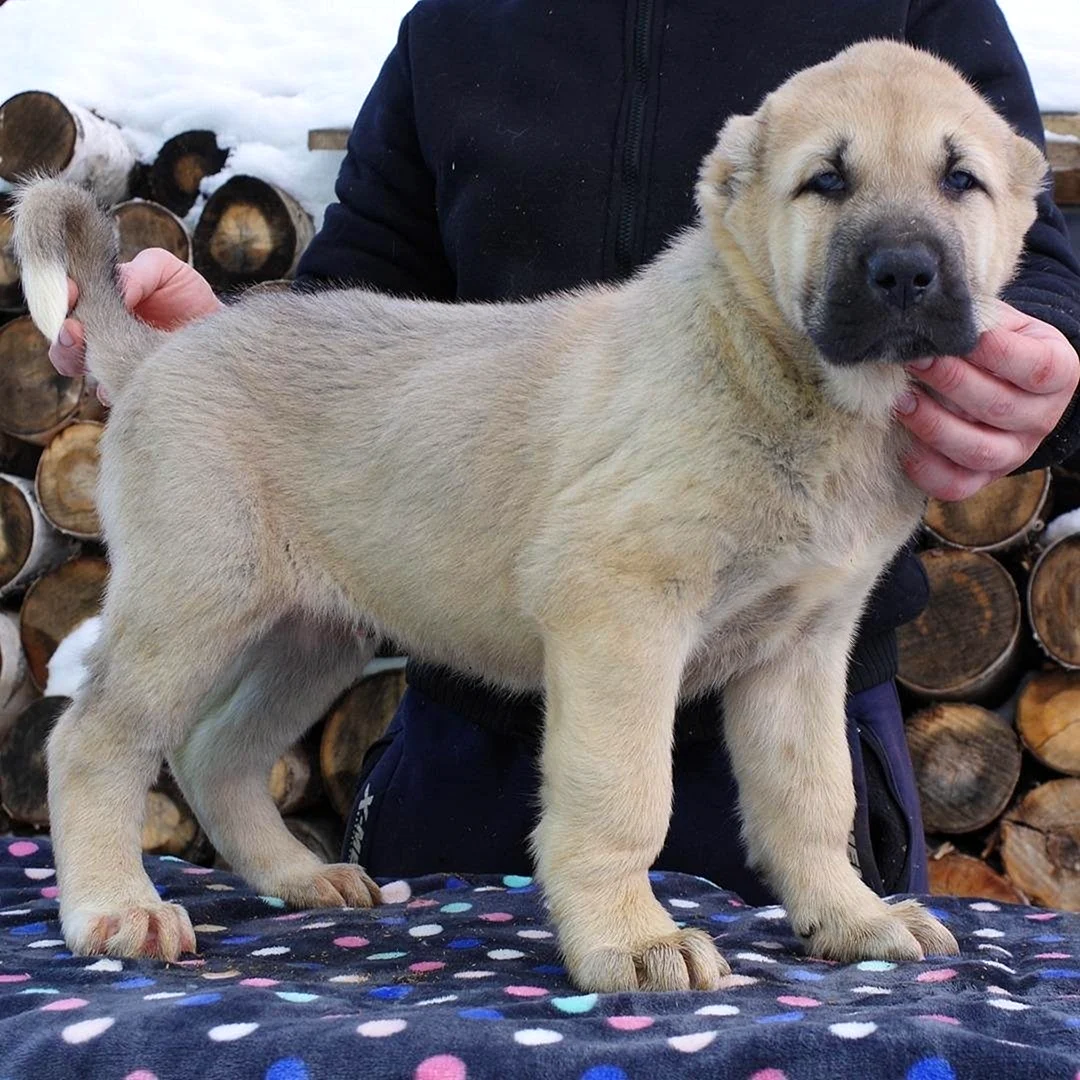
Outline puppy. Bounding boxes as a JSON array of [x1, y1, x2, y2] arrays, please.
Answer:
[[13, 40, 1046, 993]]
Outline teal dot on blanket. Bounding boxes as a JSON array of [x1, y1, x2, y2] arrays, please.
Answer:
[[276, 991, 320, 1003], [552, 993, 598, 1014], [440, 902, 472, 914], [907, 1059, 956, 1080], [502, 875, 532, 888], [265, 1059, 310, 1080], [856, 960, 895, 972], [259, 896, 287, 908]]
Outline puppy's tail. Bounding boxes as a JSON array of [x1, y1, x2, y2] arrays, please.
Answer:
[[11, 177, 163, 397]]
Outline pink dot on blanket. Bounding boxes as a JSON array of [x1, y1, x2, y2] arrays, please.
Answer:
[[0, 973, 31, 983], [333, 936, 369, 948], [41, 886, 59, 900], [504, 985, 548, 997], [239, 978, 279, 988], [777, 995, 820, 1007], [749, 1071, 788, 1080], [478, 913, 513, 922], [414, 1055, 467, 1080], [125, 1072, 159, 1080], [7, 841, 38, 857], [916, 969, 957, 983], [409, 961, 446, 973], [607, 1016, 654, 1031], [41, 998, 88, 1011]]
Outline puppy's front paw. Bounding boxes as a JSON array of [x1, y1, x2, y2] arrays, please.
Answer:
[[569, 927, 729, 993], [802, 898, 959, 963], [263, 863, 381, 909], [63, 901, 197, 961]]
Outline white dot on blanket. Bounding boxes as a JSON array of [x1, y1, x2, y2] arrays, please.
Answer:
[[735, 952, 777, 964], [409, 923, 443, 938], [669, 899, 699, 909], [380, 880, 411, 904], [969, 902, 1000, 912], [488, 949, 525, 960], [754, 906, 787, 920], [516, 929, 553, 940], [357, 1019, 407, 1037], [61, 1017, 115, 1044], [973, 928, 1005, 938], [23, 868, 55, 881], [695, 1004, 739, 1017], [987, 999, 1031, 1011], [83, 958, 123, 972], [668, 1031, 717, 1053], [251, 946, 290, 956], [850, 986, 891, 996], [209, 1022, 260, 1041], [514, 1028, 563, 1046], [830, 1021, 878, 1039]]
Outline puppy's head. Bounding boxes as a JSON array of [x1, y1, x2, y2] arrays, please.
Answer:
[[696, 40, 1046, 369]]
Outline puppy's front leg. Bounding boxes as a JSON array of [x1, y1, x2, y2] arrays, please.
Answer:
[[533, 609, 728, 993], [722, 626, 958, 962]]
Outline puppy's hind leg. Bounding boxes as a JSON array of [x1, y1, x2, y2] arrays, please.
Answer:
[[168, 618, 380, 910], [47, 602, 271, 962]]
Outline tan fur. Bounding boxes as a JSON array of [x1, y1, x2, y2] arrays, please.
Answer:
[[12, 41, 1045, 991]]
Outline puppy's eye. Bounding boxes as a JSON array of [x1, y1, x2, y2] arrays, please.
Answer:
[[800, 170, 848, 198], [942, 169, 980, 195]]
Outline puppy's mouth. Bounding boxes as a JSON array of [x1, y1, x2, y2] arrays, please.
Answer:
[[805, 222, 979, 366]]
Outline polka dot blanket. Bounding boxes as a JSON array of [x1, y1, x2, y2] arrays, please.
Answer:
[[2, 839, 1080, 1078]]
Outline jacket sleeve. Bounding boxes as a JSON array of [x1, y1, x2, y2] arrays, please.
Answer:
[[293, 13, 455, 300], [907, 0, 1080, 467]]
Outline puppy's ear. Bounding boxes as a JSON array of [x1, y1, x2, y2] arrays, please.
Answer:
[[696, 112, 761, 215], [1009, 132, 1049, 200]]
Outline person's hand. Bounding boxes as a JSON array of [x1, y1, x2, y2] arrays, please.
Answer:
[[49, 248, 223, 378], [895, 299, 1080, 501]]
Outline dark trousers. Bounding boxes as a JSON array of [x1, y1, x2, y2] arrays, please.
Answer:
[[344, 680, 927, 905]]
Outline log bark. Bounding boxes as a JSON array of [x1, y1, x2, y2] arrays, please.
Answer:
[[0, 695, 67, 826], [0, 316, 106, 444], [1029, 535, 1080, 668], [897, 549, 1022, 703], [906, 702, 1022, 833], [141, 790, 200, 857], [320, 670, 405, 818], [0, 473, 79, 599], [283, 812, 343, 864], [19, 556, 109, 690], [149, 130, 229, 217], [35, 421, 103, 540], [927, 848, 1027, 904], [0, 194, 24, 313], [1044, 114, 1080, 206], [0, 91, 135, 204], [192, 176, 314, 291], [923, 469, 1050, 552], [1016, 670, 1080, 776], [269, 743, 321, 816], [111, 199, 191, 265], [0, 611, 37, 741], [1000, 778, 1080, 910]]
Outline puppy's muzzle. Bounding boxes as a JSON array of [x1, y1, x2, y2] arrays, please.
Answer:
[[808, 221, 978, 367]]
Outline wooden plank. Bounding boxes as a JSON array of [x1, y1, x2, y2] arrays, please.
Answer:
[[1042, 113, 1080, 206], [307, 128, 349, 152]]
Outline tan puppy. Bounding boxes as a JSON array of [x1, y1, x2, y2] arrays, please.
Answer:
[[13, 40, 1046, 993]]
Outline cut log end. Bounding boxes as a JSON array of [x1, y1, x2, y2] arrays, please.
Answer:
[[1029, 535, 1080, 669], [897, 549, 1021, 703], [35, 421, 103, 539], [906, 702, 1022, 834], [0, 91, 76, 180], [923, 469, 1049, 551], [1001, 778, 1080, 910], [149, 130, 229, 217], [0, 695, 68, 826], [1017, 670, 1080, 776], [927, 849, 1026, 904], [111, 200, 191, 265]]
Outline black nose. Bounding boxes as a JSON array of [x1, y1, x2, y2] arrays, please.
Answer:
[[865, 244, 939, 311]]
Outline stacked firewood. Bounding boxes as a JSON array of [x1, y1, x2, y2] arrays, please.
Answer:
[[898, 468, 1080, 910]]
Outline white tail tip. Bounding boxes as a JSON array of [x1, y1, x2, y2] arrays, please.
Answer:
[[21, 258, 69, 344]]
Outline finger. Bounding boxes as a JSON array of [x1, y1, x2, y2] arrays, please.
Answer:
[[116, 248, 173, 311], [901, 439, 995, 503], [905, 355, 1049, 433], [966, 306, 1078, 396], [47, 318, 87, 377], [895, 387, 1032, 475], [66, 278, 78, 311]]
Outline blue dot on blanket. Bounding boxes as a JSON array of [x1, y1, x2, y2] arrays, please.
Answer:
[[907, 1058, 956, 1080], [112, 977, 156, 989], [10, 922, 48, 935], [221, 935, 260, 945], [580, 1067, 629, 1080], [756, 1011, 804, 1024], [785, 968, 825, 981], [447, 938, 482, 949], [445, 877, 471, 890], [459, 1007, 503, 1020], [175, 993, 223, 1007], [369, 985, 411, 1000], [265, 1058, 310, 1080]]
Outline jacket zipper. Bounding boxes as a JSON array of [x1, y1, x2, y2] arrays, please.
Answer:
[[614, 0, 657, 278]]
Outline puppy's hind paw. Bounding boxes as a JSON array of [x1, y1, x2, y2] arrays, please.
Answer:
[[64, 901, 197, 962], [268, 863, 381, 910]]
